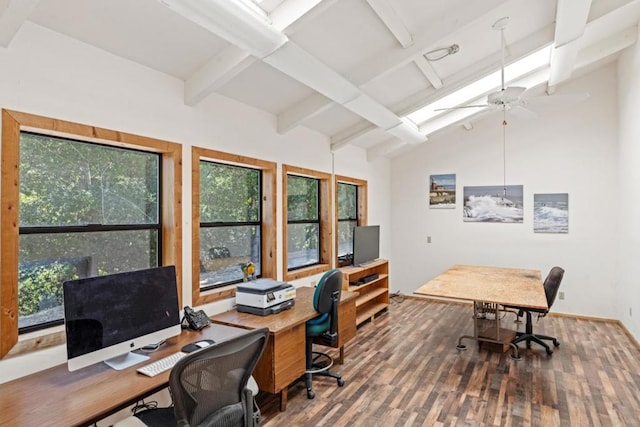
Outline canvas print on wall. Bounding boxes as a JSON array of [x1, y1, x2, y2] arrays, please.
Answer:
[[463, 185, 524, 223], [534, 193, 568, 233], [429, 174, 456, 209]]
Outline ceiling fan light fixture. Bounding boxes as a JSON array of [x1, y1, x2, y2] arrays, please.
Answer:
[[424, 44, 460, 62]]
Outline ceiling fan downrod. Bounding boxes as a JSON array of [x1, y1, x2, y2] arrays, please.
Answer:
[[492, 16, 509, 93], [493, 16, 510, 199]]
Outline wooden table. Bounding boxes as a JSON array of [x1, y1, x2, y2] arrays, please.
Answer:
[[210, 286, 358, 411], [0, 324, 249, 427], [414, 265, 547, 359]]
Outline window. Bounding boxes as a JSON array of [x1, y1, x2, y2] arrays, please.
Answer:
[[192, 148, 276, 305], [287, 175, 320, 269], [1, 109, 182, 358], [283, 165, 331, 281], [335, 176, 367, 266], [18, 133, 161, 333], [199, 162, 261, 288], [337, 183, 357, 257]]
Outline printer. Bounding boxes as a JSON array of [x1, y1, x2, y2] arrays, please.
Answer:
[[236, 278, 296, 316]]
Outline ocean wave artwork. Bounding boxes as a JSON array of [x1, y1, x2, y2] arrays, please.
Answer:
[[534, 193, 568, 233], [463, 185, 523, 223]]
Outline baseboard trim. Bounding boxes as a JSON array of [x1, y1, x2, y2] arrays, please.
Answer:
[[615, 320, 640, 352]]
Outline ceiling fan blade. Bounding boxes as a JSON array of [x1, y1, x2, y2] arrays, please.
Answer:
[[509, 105, 538, 119], [504, 86, 527, 99], [521, 92, 590, 109], [434, 104, 489, 112]]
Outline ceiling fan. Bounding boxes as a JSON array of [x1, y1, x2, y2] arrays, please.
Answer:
[[436, 17, 589, 119]]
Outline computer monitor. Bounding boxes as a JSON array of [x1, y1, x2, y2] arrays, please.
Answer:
[[352, 225, 380, 266], [63, 266, 181, 371]]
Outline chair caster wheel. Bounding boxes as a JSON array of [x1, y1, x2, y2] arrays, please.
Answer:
[[553, 339, 560, 347], [307, 390, 315, 399], [546, 348, 553, 355], [337, 378, 345, 387]]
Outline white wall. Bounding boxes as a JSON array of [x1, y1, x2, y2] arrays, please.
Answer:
[[390, 64, 620, 321], [617, 28, 640, 341], [0, 23, 390, 383]]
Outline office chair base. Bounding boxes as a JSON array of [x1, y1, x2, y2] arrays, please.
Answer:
[[304, 351, 344, 399], [513, 311, 561, 355], [513, 332, 560, 355]]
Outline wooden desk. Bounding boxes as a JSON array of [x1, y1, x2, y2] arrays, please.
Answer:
[[0, 324, 248, 427], [210, 286, 357, 411], [414, 265, 547, 359]]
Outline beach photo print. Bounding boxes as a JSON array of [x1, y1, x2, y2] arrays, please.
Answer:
[[429, 174, 456, 209], [533, 193, 568, 233]]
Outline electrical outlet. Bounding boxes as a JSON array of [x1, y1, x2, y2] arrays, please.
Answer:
[[558, 291, 565, 300], [427, 236, 432, 244]]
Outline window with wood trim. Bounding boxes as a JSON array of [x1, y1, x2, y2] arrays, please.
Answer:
[[1, 109, 182, 359], [192, 147, 276, 306], [283, 165, 331, 281], [335, 176, 367, 267]]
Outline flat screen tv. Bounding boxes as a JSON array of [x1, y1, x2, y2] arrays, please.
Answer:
[[352, 225, 380, 266], [63, 266, 181, 371]]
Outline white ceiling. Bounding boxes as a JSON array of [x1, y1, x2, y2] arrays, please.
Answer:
[[3, 0, 639, 158]]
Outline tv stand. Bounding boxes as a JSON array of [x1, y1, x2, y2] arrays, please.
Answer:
[[339, 259, 389, 326]]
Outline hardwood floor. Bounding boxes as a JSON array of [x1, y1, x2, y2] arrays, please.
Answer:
[[256, 297, 640, 426]]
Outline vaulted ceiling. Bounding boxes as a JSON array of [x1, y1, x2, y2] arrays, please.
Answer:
[[2, 0, 639, 158]]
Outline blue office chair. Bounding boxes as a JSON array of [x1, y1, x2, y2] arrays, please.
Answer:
[[304, 269, 345, 399]]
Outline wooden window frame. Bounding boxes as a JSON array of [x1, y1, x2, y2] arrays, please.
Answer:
[[334, 175, 368, 266], [0, 109, 182, 359], [282, 164, 331, 281], [191, 147, 276, 305]]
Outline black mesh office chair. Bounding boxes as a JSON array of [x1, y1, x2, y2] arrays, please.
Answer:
[[510, 266, 565, 355], [304, 269, 345, 399], [132, 328, 268, 427]]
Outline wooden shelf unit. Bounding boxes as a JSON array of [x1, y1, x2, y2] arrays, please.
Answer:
[[340, 259, 389, 326]]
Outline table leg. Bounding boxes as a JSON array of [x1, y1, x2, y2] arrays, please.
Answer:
[[279, 388, 288, 411], [338, 346, 344, 364]]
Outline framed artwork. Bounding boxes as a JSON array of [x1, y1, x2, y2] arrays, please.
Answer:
[[429, 174, 456, 209], [463, 185, 524, 223], [534, 193, 568, 233]]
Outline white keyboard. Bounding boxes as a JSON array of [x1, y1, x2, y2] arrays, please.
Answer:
[[137, 351, 186, 377]]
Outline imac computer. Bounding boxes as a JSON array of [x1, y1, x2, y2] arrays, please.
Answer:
[[63, 265, 181, 371], [352, 225, 380, 266]]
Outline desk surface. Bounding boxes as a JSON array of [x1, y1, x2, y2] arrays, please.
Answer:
[[414, 265, 547, 310], [0, 324, 248, 427], [211, 286, 358, 334]]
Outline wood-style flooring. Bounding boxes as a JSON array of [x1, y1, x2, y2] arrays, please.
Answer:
[[256, 296, 640, 426]]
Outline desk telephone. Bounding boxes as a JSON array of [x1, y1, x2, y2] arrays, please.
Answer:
[[182, 306, 211, 330]]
